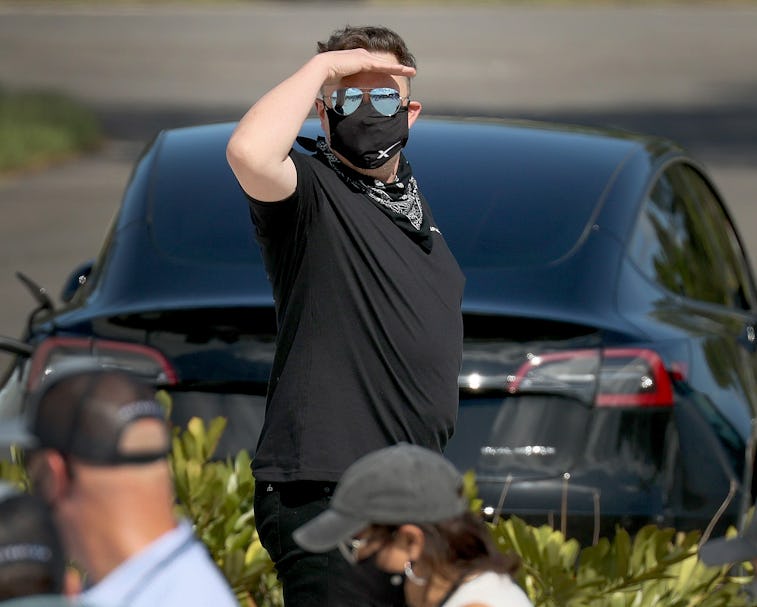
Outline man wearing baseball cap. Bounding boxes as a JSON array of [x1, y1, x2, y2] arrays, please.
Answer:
[[0, 360, 238, 607]]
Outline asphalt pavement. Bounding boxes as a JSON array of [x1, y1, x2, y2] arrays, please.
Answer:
[[1, 2, 756, 344]]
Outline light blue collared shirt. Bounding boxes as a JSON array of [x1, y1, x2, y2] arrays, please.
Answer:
[[81, 520, 238, 607]]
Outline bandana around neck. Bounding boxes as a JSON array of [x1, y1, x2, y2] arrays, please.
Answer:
[[296, 136, 434, 253]]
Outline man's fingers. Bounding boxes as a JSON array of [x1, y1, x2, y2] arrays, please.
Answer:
[[325, 49, 416, 82], [372, 63, 416, 77]]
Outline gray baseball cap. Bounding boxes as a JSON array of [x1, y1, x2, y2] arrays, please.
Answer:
[[293, 443, 468, 553]]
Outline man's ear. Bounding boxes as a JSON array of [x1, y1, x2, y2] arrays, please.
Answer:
[[407, 100, 422, 129], [31, 450, 70, 503], [315, 99, 329, 134]]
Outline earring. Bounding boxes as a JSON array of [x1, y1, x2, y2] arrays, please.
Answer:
[[404, 561, 427, 586]]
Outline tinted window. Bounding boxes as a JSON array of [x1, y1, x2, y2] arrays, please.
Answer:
[[681, 167, 755, 310], [629, 163, 753, 309], [147, 121, 639, 269], [409, 123, 635, 268], [446, 395, 668, 480]]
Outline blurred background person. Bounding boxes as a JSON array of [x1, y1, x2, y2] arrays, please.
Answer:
[[293, 443, 533, 607], [0, 481, 68, 605], [0, 362, 238, 607]]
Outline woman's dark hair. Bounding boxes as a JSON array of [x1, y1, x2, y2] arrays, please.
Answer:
[[418, 511, 521, 580], [317, 25, 416, 69], [372, 511, 520, 583]]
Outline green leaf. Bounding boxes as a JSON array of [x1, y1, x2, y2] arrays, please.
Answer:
[[7, 417, 756, 607]]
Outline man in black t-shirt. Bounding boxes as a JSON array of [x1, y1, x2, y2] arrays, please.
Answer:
[[227, 25, 464, 606]]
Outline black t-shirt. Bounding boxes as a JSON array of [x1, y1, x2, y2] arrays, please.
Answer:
[[248, 148, 465, 482]]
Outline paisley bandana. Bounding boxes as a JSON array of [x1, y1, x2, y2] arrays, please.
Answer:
[[297, 137, 433, 253]]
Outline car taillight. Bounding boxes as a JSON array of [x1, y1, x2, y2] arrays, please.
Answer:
[[27, 336, 178, 391], [506, 347, 675, 407]]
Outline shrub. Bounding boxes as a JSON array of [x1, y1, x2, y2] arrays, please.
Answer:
[[0, 448, 28, 490], [1, 418, 752, 606], [0, 87, 102, 173], [490, 515, 750, 606], [170, 416, 281, 607]]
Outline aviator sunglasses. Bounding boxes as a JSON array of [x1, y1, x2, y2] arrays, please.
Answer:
[[322, 87, 409, 117]]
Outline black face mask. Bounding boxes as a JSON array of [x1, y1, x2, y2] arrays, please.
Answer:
[[326, 104, 409, 170], [350, 552, 408, 607]]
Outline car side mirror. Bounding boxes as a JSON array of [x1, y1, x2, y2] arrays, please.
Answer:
[[60, 260, 95, 304]]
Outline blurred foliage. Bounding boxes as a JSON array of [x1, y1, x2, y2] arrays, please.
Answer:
[[0, 447, 28, 490], [170, 416, 281, 607], [1, 422, 753, 606], [492, 516, 750, 606], [462, 469, 752, 605], [7, 0, 757, 5], [0, 87, 102, 173]]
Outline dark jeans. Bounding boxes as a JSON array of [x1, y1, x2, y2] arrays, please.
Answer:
[[254, 479, 386, 607]]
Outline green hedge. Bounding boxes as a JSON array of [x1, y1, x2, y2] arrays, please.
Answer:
[[491, 510, 750, 606], [0, 87, 102, 173], [1, 417, 751, 606], [171, 417, 281, 607]]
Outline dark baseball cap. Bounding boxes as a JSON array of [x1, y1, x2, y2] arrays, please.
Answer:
[[0, 358, 169, 465], [293, 443, 468, 553], [0, 482, 65, 598], [700, 507, 757, 566]]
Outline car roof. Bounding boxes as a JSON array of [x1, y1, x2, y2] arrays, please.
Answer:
[[77, 117, 682, 327]]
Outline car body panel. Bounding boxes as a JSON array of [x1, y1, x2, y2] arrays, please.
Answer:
[[3, 116, 757, 543]]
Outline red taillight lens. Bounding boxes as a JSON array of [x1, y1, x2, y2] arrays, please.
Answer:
[[506, 347, 675, 407], [28, 336, 178, 391], [596, 348, 674, 407]]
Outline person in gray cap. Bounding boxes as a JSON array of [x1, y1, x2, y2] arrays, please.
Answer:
[[0, 482, 68, 604], [293, 443, 533, 607], [0, 361, 238, 607], [700, 505, 757, 599]]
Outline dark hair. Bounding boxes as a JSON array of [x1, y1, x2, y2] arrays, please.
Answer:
[[419, 512, 520, 579], [372, 512, 520, 585], [317, 25, 416, 69]]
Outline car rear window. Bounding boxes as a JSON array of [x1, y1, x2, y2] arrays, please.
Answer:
[[149, 127, 263, 265], [408, 122, 637, 267], [148, 121, 638, 268]]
